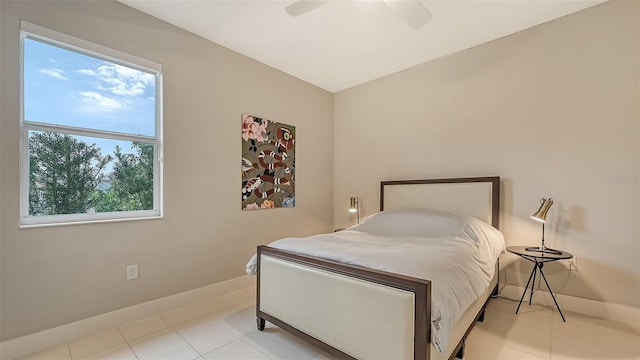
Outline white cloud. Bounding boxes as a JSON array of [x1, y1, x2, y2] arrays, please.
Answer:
[[72, 63, 154, 113], [38, 68, 68, 80], [94, 64, 154, 97], [79, 91, 125, 112], [75, 69, 96, 76], [112, 82, 146, 96], [97, 65, 114, 78]]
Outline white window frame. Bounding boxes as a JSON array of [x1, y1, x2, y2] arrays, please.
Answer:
[[19, 21, 163, 227]]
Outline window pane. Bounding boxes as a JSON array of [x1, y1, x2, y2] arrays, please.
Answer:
[[23, 37, 156, 136], [29, 131, 154, 216]]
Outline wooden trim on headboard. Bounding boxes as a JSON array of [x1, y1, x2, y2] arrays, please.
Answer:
[[379, 176, 500, 229]]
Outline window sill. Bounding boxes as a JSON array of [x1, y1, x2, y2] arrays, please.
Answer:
[[19, 213, 163, 229]]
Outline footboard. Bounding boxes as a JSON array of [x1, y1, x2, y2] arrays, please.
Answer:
[[256, 245, 432, 360]]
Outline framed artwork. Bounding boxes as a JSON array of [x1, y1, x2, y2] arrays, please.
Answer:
[[242, 114, 295, 210]]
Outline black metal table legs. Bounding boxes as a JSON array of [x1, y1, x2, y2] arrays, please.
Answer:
[[515, 260, 566, 322]]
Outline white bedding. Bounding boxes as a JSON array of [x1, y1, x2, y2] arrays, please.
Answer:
[[246, 208, 505, 353]]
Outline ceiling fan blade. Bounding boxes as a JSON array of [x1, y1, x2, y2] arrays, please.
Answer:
[[384, 0, 432, 30], [285, 0, 328, 17]]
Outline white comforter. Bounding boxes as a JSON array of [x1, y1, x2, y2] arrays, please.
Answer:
[[246, 208, 505, 353]]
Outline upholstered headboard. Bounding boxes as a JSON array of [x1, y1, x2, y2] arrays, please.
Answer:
[[380, 176, 500, 229]]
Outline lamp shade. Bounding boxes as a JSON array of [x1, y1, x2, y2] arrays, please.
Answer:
[[349, 197, 358, 213], [531, 198, 553, 223]]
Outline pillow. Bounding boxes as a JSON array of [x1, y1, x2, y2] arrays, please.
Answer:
[[353, 208, 498, 244]]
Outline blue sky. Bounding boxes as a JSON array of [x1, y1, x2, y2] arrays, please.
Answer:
[[23, 37, 157, 159]]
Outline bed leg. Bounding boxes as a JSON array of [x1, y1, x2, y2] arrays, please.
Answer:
[[455, 337, 466, 359], [257, 317, 266, 331], [478, 309, 485, 323]]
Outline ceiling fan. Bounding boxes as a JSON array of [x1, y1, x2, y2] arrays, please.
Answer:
[[285, 0, 432, 30]]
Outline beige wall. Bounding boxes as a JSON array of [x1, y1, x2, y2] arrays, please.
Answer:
[[334, 0, 639, 309], [1, 0, 638, 343], [0, 1, 333, 341]]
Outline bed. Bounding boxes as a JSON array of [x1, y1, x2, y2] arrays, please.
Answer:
[[248, 176, 503, 360]]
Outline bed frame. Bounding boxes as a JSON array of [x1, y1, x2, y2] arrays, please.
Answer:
[[255, 176, 500, 359]]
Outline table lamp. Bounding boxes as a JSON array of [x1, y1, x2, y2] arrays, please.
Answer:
[[349, 196, 360, 224], [526, 197, 562, 254]]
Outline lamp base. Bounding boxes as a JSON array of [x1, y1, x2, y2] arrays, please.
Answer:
[[525, 246, 563, 255]]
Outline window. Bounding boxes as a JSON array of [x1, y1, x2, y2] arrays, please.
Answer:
[[20, 22, 163, 227]]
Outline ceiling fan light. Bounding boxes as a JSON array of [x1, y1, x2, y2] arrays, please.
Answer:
[[285, 0, 328, 17], [384, 0, 432, 30]]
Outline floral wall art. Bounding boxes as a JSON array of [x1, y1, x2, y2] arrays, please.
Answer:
[[242, 114, 295, 210]]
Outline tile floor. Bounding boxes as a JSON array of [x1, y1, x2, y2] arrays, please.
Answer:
[[18, 287, 640, 360]]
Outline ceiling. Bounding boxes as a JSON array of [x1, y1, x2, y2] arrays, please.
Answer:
[[117, 0, 607, 93]]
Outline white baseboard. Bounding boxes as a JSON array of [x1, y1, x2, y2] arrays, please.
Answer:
[[0, 275, 256, 360], [499, 284, 640, 331]]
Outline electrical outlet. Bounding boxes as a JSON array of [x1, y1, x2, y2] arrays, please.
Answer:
[[127, 264, 138, 280]]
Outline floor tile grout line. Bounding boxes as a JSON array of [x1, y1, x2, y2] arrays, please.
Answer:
[[73, 341, 131, 360], [124, 342, 141, 360], [469, 328, 550, 360], [114, 292, 254, 359], [123, 325, 173, 344], [472, 302, 555, 360], [69, 327, 128, 360], [242, 335, 276, 360], [168, 318, 221, 358], [196, 335, 270, 360], [65, 343, 72, 360], [158, 305, 205, 327], [472, 328, 551, 360], [120, 315, 173, 343], [174, 325, 203, 358], [16, 296, 639, 360], [74, 293, 249, 360], [242, 330, 284, 360], [125, 338, 142, 360]]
